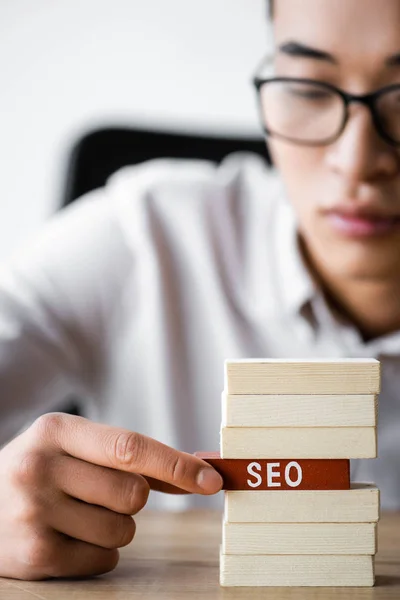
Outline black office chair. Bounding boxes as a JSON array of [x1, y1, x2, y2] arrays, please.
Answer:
[[61, 126, 269, 207], [60, 125, 269, 415]]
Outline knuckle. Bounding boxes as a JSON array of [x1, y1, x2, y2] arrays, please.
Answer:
[[112, 431, 146, 468], [11, 450, 48, 488], [15, 498, 44, 527], [123, 476, 150, 514], [132, 478, 150, 513], [23, 534, 55, 572], [114, 475, 137, 514], [105, 549, 121, 573], [108, 514, 136, 549], [120, 516, 136, 547], [31, 412, 65, 442], [169, 454, 190, 484]]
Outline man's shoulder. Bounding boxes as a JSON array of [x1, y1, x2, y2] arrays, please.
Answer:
[[106, 152, 282, 243], [105, 153, 282, 212]]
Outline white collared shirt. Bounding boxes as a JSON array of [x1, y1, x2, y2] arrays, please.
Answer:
[[1, 153, 399, 509]]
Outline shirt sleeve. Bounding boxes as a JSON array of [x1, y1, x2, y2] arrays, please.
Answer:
[[0, 186, 133, 445]]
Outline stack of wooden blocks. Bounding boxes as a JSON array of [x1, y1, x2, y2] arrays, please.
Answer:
[[198, 358, 380, 587]]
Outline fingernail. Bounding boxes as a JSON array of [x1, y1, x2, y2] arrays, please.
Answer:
[[197, 467, 223, 493]]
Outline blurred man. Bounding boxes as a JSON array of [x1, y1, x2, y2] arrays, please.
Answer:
[[0, 0, 399, 580]]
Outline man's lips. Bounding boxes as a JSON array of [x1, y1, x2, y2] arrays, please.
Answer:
[[324, 209, 400, 237]]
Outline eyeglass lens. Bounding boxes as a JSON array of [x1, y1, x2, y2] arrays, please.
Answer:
[[375, 87, 400, 144], [258, 80, 400, 145]]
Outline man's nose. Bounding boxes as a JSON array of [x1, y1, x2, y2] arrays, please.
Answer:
[[326, 103, 399, 183]]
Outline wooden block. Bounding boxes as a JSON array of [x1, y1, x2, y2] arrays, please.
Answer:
[[225, 358, 380, 395], [220, 552, 375, 587], [222, 522, 377, 555], [220, 426, 377, 459], [194, 452, 350, 490], [222, 392, 377, 427], [224, 483, 380, 522]]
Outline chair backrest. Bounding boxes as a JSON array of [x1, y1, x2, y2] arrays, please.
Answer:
[[61, 126, 269, 207]]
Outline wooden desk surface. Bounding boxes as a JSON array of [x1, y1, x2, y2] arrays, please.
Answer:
[[1, 510, 399, 599]]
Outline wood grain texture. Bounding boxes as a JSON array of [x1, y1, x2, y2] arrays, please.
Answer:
[[225, 358, 380, 395], [220, 426, 377, 458], [194, 452, 350, 490], [220, 553, 375, 587], [222, 522, 377, 555], [222, 392, 378, 427], [0, 511, 398, 599], [224, 483, 380, 522]]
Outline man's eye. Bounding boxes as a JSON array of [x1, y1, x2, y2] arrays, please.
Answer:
[[287, 87, 331, 101], [381, 92, 400, 110]]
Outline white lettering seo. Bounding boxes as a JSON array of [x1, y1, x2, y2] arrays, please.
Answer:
[[246, 461, 303, 488], [267, 462, 281, 487], [246, 462, 262, 488], [285, 461, 303, 488]]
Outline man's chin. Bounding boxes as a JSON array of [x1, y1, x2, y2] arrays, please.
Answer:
[[305, 236, 399, 283], [326, 254, 400, 283]]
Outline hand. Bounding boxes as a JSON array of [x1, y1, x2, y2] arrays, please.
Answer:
[[0, 413, 223, 580]]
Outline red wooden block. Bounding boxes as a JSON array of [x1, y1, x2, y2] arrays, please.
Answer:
[[194, 452, 350, 490]]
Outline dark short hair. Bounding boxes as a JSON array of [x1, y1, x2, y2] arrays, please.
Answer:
[[267, 0, 273, 18]]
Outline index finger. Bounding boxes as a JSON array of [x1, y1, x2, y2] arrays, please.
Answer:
[[40, 414, 223, 495]]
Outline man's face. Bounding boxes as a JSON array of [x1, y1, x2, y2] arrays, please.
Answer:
[[270, 0, 400, 283]]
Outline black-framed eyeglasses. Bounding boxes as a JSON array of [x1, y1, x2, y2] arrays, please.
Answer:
[[253, 73, 400, 147]]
